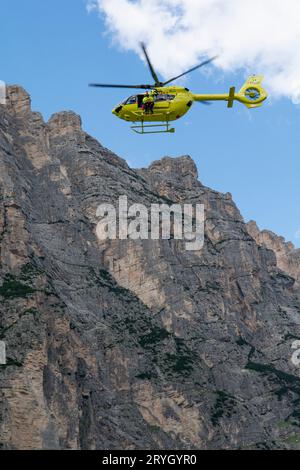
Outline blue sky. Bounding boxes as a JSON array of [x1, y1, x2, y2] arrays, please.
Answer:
[[1, 0, 299, 246]]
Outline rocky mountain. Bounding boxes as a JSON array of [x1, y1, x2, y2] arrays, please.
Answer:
[[1, 85, 300, 450], [247, 221, 300, 286]]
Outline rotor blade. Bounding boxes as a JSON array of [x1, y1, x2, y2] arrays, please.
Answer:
[[89, 83, 154, 89], [162, 56, 218, 86], [140, 42, 161, 85], [197, 100, 212, 106]]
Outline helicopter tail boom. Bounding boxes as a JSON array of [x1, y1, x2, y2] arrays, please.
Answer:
[[192, 76, 267, 108]]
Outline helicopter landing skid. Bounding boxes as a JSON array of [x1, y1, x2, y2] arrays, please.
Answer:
[[131, 122, 175, 135]]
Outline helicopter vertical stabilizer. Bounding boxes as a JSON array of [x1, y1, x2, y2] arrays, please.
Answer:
[[238, 76, 268, 108]]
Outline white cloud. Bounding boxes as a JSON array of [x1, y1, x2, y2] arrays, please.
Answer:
[[88, 0, 300, 103], [295, 229, 300, 240]]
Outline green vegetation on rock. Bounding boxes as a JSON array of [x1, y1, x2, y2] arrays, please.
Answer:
[[0, 274, 35, 299]]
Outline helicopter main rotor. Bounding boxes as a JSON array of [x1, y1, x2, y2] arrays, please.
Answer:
[[89, 43, 217, 90]]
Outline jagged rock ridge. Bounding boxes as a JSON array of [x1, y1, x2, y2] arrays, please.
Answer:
[[247, 220, 300, 285], [1, 85, 300, 450]]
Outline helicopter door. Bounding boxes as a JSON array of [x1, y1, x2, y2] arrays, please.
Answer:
[[137, 95, 144, 108]]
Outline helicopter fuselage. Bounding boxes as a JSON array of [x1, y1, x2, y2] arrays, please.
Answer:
[[112, 87, 193, 123], [112, 78, 267, 126]]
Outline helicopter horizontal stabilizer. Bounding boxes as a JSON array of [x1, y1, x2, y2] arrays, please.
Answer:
[[227, 87, 236, 108]]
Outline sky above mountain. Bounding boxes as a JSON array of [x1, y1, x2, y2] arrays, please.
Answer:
[[91, 0, 300, 103], [0, 0, 299, 246]]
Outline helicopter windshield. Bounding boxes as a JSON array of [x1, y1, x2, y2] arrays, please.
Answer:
[[123, 95, 137, 105]]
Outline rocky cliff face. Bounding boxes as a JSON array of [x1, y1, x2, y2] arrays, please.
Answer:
[[1, 86, 300, 450], [246, 221, 300, 285]]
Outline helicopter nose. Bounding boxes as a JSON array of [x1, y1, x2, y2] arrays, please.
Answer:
[[113, 105, 123, 115]]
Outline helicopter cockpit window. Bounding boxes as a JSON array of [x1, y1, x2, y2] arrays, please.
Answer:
[[124, 95, 137, 105], [154, 94, 175, 102]]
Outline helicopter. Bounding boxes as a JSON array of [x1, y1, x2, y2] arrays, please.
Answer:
[[90, 43, 267, 134]]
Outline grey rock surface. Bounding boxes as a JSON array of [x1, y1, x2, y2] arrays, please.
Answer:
[[247, 220, 300, 285], [1, 86, 300, 449]]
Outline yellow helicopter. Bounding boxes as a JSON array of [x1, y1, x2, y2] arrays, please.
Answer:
[[90, 44, 267, 134]]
